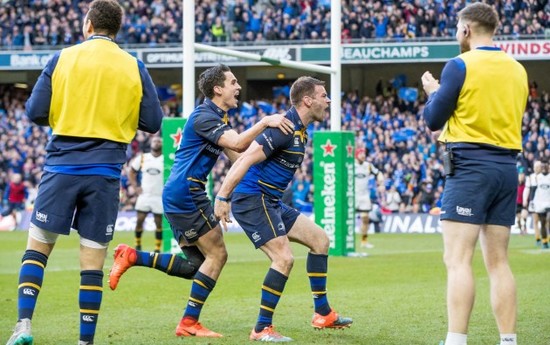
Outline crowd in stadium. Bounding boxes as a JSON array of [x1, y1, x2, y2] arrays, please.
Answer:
[[0, 0, 548, 49], [1, 81, 548, 218]]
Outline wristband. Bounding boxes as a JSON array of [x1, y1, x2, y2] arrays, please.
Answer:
[[216, 195, 230, 202]]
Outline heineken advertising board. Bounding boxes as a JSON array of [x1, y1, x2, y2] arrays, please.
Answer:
[[161, 117, 186, 253], [313, 131, 355, 256]]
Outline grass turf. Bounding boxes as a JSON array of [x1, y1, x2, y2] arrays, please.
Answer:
[[0, 230, 549, 345]]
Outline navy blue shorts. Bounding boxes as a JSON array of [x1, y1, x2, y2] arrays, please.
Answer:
[[231, 193, 300, 249], [31, 172, 120, 243], [441, 157, 517, 226], [165, 191, 218, 245]]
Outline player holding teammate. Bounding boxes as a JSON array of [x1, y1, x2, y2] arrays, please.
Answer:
[[109, 64, 294, 338]]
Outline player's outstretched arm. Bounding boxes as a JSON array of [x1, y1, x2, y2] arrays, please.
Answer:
[[217, 114, 293, 153]]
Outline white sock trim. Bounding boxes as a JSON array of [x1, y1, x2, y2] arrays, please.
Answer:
[[445, 332, 467, 345], [500, 333, 517, 345]]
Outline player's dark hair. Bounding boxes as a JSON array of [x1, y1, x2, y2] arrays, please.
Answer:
[[198, 64, 231, 99], [458, 2, 499, 34], [86, 0, 123, 37], [290, 76, 326, 106]]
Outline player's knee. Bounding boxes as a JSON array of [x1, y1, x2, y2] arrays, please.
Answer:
[[168, 255, 199, 279], [313, 231, 330, 254], [274, 253, 294, 273], [221, 246, 228, 264], [442, 251, 468, 271], [181, 246, 206, 268]]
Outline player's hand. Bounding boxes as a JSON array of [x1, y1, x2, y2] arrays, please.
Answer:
[[421, 71, 440, 96], [214, 198, 231, 232], [263, 114, 294, 135]]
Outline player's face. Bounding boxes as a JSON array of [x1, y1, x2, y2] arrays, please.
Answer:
[[219, 71, 241, 111], [310, 85, 330, 122], [150, 137, 162, 151], [356, 150, 366, 163], [456, 19, 470, 53], [534, 161, 542, 174]]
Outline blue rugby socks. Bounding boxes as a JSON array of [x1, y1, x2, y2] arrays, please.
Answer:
[[17, 250, 48, 320], [255, 268, 288, 332], [307, 252, 331, 316], [135, 250, 198, 279], [182, 271, 216, 321], [79, 270, 103, 344]]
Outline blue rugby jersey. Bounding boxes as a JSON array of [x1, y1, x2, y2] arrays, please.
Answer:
[[235, 107, 306, 199], [163, 98, 231, 213]]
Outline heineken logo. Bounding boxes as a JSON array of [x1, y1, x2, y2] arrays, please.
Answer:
[[321, 139, 337, 157], [345, 162, 355, 249], [319, 161, 336, 249], [170, 127, 183, 149]]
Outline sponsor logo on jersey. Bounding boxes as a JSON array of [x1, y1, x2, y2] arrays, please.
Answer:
[[456, 206, 474, 217], [251, 232, 261, 243], [35, 211, 48, 223], [185, 229, 197, 238], [106, 224, 114, 236]]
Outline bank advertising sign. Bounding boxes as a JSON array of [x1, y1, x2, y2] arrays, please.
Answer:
[[0, 50, 138, 70]]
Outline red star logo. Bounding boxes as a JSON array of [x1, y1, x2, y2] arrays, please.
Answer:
[[321, 139, 337, 157], [170, 127, 183, 148], [346, 141, 354, 158]]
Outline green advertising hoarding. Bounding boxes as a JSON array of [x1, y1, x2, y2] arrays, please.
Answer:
[[161, 117, 186, 253], [302, 43, 460, 63], [313, 132, 355, 256]]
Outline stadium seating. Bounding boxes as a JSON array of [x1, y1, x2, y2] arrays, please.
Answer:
[[0, 0, 548, 48]]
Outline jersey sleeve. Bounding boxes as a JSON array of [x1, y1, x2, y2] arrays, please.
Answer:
[[255, 128, 292, 158], [129, 154, 142, 172], [137, 59, 163, 133], [25, 51, 61, 126], [422, 57, 466, 131], [193, 112, 231, 144]]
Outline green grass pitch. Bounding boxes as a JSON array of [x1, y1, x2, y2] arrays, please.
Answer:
[[0, 230, 549, 344]]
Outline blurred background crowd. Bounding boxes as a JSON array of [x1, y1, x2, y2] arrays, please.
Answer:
[[0, 0, 548, 221], [0, 0, 548, 49]]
